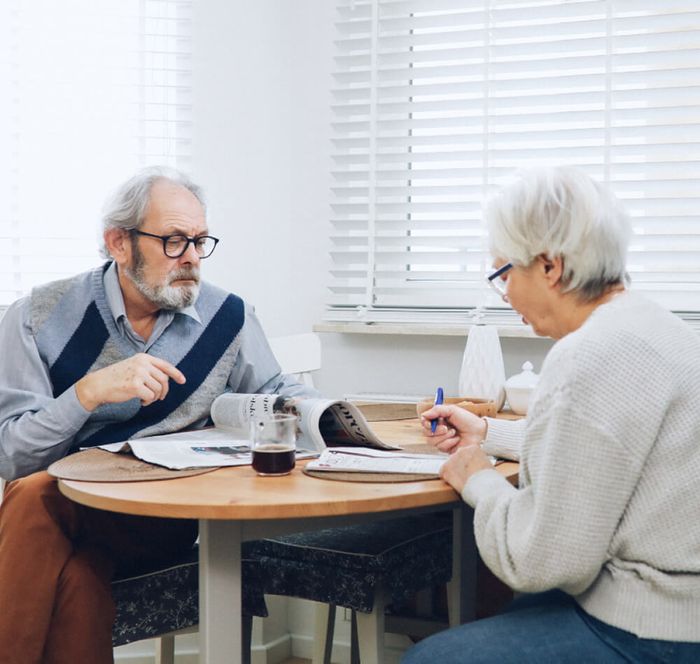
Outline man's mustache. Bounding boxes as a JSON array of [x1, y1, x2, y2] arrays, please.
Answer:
[[167, 267, 200, 285]]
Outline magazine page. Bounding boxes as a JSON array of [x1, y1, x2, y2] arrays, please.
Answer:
[[209, 393, 324, 452], [289, 398, 400, 453], [306, 447, 446, 475], [210, 393, 278, 436], [292, 398, 334, 453], [320, 401, 400, 450]]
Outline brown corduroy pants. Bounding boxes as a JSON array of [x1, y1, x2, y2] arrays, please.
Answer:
[[0, 471, 197, 664]]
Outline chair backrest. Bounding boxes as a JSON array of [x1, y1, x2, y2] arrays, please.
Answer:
[[268, 333, 321, 388]]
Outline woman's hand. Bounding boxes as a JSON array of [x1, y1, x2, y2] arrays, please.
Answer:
[[420, 404, 487, 453], [440, 444, 493, 494]]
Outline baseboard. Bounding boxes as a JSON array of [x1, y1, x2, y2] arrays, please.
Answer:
[[290, 633, 409, 664], [114, 634, 292, 664], [114, 655, 199, 664], [253, 633, 293, 664], [114, 640, 199, 664], [291, 632, 351, 664]]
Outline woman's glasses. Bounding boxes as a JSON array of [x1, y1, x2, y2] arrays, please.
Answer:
[[486, 262, 513, 298]]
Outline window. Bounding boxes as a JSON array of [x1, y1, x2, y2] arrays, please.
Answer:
[[328, 0, 700, 325], [0, 0, 192, 306]]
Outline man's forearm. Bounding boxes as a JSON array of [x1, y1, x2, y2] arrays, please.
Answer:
[[0, 388, 90, 480], [0, 301, 92, 479]]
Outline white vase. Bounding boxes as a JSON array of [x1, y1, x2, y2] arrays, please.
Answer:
[[458, 325, 506, 410]]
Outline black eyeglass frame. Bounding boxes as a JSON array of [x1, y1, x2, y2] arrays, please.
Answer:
[[131, 229, 220, 259], [486, 262, 513, 297]]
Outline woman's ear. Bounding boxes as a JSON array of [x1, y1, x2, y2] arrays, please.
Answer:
[[537, 254, 564, 286]]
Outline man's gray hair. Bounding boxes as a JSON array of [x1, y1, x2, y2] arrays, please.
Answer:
[[485, 165, 631, 301], [99, 166, 205, 258]]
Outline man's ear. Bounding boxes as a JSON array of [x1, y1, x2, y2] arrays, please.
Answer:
[[537, 254, 564, 287], [104, 228, 131, 265]]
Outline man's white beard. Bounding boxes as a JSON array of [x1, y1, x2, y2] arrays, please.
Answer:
[[125, 247, 201, 310]]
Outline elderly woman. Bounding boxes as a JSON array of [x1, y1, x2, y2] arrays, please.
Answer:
[[404, 166, 700, 663]]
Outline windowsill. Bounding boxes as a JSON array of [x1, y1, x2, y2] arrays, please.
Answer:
[[313, 321, 540, 339]]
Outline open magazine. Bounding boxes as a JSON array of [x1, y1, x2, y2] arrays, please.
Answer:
[[97, 393, 398, 470], [209, 393, 399, 454]]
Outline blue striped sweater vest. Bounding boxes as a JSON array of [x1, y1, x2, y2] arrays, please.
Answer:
[[29, 263, 245, 450]]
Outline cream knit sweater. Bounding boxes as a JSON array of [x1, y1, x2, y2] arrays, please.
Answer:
[[463, 292, 700, 641]]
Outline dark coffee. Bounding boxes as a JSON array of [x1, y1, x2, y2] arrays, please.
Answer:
[[252, 444, 295, 475]]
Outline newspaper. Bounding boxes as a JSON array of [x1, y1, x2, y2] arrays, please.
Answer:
[[98, 428, 317, 471], [97, 429, 253, 470], [306, 447, 447, 475]]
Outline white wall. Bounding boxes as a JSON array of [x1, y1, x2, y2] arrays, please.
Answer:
[[191, 0, 333, 339], [315, 333, 553, 400]]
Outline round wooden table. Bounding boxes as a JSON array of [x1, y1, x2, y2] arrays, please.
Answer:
[[59, 418, 519, 664]]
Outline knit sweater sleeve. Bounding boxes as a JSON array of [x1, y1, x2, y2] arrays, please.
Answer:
[[0, 299, 91, 480], [465, 327, 669, 595], [481, 417, 526, 461]]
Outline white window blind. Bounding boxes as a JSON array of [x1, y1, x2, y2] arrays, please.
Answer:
[[0, 0, 192, 306], [328, 0, 700, 325]]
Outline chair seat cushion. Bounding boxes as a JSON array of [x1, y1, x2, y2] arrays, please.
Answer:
[[111, 546, 268, 647], [248, 512, 452, 613]]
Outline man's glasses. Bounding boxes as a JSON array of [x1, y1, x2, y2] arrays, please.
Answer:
[[132, 230, 220, 259], [486, 262, 513, 298]]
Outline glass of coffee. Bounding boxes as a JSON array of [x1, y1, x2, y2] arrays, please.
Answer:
[[250, 413, 297, 476]]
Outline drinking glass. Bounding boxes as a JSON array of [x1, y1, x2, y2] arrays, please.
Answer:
[[250, 413, 297, 476]]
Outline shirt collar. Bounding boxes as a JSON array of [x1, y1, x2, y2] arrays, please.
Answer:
[[103, 261, 202, 325]]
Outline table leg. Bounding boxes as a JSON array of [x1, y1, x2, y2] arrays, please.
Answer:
[[199, 519, 243, 664], [448, 503, 477, 626]]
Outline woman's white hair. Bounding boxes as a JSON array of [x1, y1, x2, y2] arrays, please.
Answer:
[[99, 166, 205, 259], [485, 165, 631, 301]]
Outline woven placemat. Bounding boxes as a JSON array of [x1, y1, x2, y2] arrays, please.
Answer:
[[303, 467, 440, 483], [48, 448, 217, 482]]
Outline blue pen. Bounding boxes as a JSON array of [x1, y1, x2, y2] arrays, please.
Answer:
[[431, 387, 444, 434]]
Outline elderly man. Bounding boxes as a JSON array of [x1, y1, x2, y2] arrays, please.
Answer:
[[0, 167, 315, 663]]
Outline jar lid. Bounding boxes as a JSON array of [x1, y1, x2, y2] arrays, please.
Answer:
[[505, 361, 539, 389]]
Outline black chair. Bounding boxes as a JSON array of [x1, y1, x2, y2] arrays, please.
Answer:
[[112, 545, 268, 664], [247, 511, 453, 664]]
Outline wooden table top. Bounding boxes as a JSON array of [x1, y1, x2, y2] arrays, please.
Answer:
[[59, 418, 519, 521]]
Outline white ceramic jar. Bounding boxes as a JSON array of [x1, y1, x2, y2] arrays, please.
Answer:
[[458, 325, 506, 410], [504, 361, 539, 415]]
